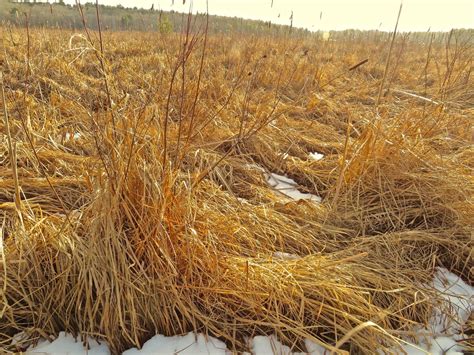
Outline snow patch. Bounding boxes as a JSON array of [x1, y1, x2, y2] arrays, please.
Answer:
[[24, 332, 329, 355], [249, 335, 327, 355], [431, 268, 473, 333], [246, 164, 322, 203], [65, 132, 81, 141], [266, 173, 322, 202], [392, 268, 473, 355], [304, 339, 328, 354], [250, 335, 293, 355], [309, 152, 324, 161], [26, 332, 110, 355], [123, 332, 230, 355]]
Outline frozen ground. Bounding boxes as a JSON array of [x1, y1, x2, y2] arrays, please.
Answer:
[[20, 268, 473, 355]]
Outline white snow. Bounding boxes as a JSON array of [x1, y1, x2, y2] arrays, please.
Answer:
[[23, 332, 329, 355], [65, 132, 81, 141], [431, 268, 473, 333], [394, 335, 464, 355], [123, 332, 230, 355], [246, 164, 322, 203], [26, 332, 110, 355], [250, 335, 293, 354], [304, 339, 328, 354], [392, 268, 473, 355], [265, 172, 322, 203], [308, 152, 324, 161], [20, 268, 472, 355], [249, 335, 327, 355]]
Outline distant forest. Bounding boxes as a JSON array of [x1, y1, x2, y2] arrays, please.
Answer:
[[2, 0, 473, 42], [2, 0, 307, 36]]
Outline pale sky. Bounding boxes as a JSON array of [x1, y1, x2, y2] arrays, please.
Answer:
[[57, 1, 473, 31]]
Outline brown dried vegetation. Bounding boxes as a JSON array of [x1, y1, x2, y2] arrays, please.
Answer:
[[0, 22, 472, 354]]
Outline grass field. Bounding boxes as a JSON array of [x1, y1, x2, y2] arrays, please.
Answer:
[[0, 15, 473, 355]]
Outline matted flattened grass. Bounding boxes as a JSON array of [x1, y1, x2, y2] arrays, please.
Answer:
[[1, 25, 472, 354]]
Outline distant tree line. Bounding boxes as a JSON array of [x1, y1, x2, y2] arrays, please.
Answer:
[[2, 0, 311, 36], [2, 1, 472, 42], [326, 28, 473, 44]]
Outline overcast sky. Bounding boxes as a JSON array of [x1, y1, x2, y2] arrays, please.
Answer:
[[57, 0, 472, 31]]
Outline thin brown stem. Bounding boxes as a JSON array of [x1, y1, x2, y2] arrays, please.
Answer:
[[376, 3, 403, 107]]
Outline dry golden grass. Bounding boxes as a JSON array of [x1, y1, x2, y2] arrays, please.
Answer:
[[0, 23, 472, 354]]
